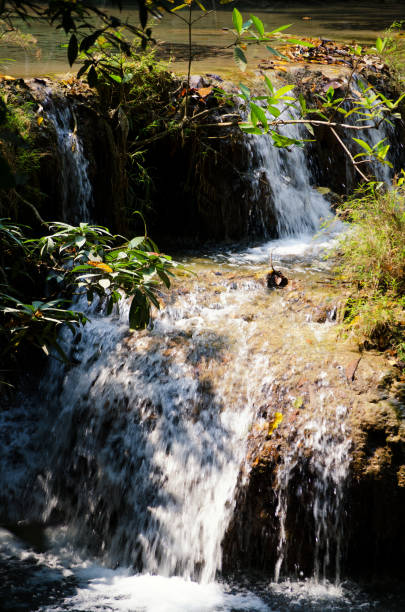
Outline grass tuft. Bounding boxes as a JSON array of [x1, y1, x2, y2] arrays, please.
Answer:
[[335, 182, 405, 358]]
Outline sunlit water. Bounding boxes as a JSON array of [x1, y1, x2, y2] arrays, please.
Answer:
[[2, 233, 403, 612], [1, 1, 403, 77]]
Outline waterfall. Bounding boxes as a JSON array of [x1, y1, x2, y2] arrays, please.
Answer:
[[1, 84, 402, 610], [273, 400, 351, 583], [45, 100, 93, 224], [246, 114, 332, 239], [23, 281, 274, 584]]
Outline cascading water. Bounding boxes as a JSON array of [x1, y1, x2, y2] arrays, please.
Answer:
[[246, 106, 332, 239], [273, 399, 351, 584], [41, 95, 93, 224], [1, 93, 402, 610], [35, 288, 275, 584]]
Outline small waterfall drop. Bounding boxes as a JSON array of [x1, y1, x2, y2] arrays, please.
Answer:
[[43, 96, 93, 223], [246, 107, 332, 239], [273, 398, 351, 583], [32, 280, 275, 584]]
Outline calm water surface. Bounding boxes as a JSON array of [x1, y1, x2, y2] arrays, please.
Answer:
[[1, 1, 403, 77]]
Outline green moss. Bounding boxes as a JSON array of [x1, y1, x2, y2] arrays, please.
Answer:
[[0, 89, 43, 215]]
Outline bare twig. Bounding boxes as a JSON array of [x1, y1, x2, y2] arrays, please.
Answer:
[[12, 190, 48, 227], [330, 127, 369, 181]]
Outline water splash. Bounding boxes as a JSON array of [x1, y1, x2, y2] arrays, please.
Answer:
[[274, 395, 351, 583], [30, 279, 275, 583]]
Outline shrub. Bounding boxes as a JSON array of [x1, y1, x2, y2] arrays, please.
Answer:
[[335, 182, 405, 357]]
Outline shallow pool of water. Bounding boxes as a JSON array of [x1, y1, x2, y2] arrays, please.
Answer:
[[2, 1, 403, 78]]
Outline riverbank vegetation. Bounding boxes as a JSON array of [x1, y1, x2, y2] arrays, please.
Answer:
[[334, 25, 405, 365], [336, 182, 405, 362]]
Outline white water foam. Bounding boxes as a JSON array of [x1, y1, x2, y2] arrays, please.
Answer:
[[246, 105, 333, 239], [45, 101, 93, 223], [44, 572, 270, 612]]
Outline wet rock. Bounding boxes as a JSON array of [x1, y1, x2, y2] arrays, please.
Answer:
[[223, 332, 405, 582]]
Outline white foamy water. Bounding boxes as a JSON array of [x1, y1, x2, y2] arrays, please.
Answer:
[[246, 105, 333, 239], [214, 227, 342, 269], [45, 572, 270, 612], [45, 100, 93, 223], [273, 399, 351, 583]]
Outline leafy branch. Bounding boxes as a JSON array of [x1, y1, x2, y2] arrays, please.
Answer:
[[0, 220, 181, 362]]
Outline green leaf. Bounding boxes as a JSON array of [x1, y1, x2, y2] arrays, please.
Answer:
[[274, 84, 295, 98], [250, 102, 268, 130], [271, 132, 303, 148], [304, 122, 314, 135], [352, 138, 372, 153], [128, 236, 145, 249], [68, 33, 78, 67], [234, 46, 247, 72], [171, 3, 187, 12], [264, 76, 274, 94], [109, 74, 123, 84], [87, 65, 98, 88], [267, 105, 280, 117], [250, 14, 264, 37], [239, 82, 251, 99], [286, 38, 314, 47], [129, 289, 150, 330], [99, 278, 111, 289], [266, 45, 286, 59], [267, 23, 292, 35], [75, 235, 86, 248], [239, 125, 263, 135], [375, 37, 383, 53], [232, 8, 243, 35], [157, 268, 171, 288]]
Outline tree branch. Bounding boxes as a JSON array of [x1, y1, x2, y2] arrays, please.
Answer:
[[330, 127, 369, 181]]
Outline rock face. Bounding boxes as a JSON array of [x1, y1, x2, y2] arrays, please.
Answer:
[[142, 125, 278, 245], [221, 294, 405, 581], [4, 70, 404, 244]]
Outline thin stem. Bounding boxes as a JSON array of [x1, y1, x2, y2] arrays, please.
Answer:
[[12, 190, 48, 227], [185, 2, 193, 118], [330, 127, 369, 181]]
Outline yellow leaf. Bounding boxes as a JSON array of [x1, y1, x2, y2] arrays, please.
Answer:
[[37, 116, 44, 126], [268, 412, 283, 436], [197, 86, 212, 98], [88, 261, 113, 273]]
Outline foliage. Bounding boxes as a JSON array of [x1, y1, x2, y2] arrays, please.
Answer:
[[335, 183, 405, 357], [0, 90, 42, 205], [230, 10, 404, 181], [229, 8, 312, 73], [375, 21, 405, 87], [0, 1, 153, 86], [0, 219, 178, 366]]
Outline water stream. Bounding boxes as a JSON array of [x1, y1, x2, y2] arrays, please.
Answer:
[[44, 99, 93, 224], [0, 93, 403, 611]]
